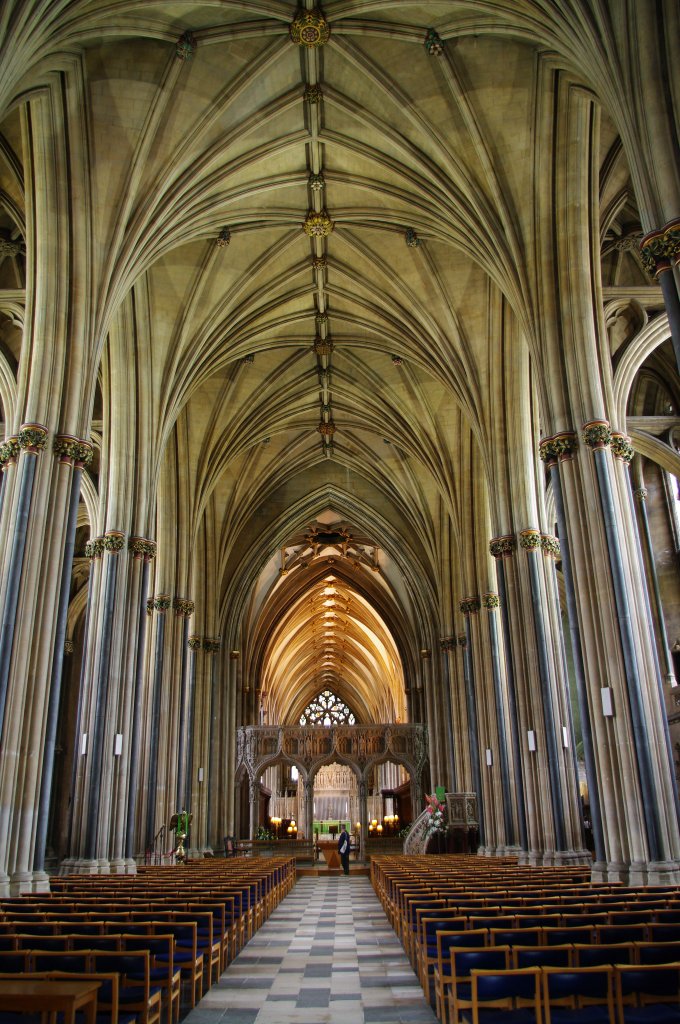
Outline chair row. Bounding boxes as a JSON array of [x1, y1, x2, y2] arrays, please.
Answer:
[[440, 962, 680, 1024]]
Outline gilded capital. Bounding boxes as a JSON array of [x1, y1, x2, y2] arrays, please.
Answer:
[[610, 432, 634, 464], [203, 637, 221, 654], [540, 534, 561, 558], [102, 530, 125, 553], [539, 432, 578, 464], [582, 420, 612, 450], [459, 597, 481, 615], [19, 423, 48, 453], [457, 633, 467, 649], [489, 535, 516, 558], [128, 537, 157, 560], [439, 637, 456, 652], [640, 218, 680, 276], [635, 487, 648, 502], [188, 635, 202, 651], [174, 597, 195, 617], [53, 435, 80, 463], [519, 528, 542, 551], [482, 593, 500, 609], [0, 437, 20, 467], [154, 594, 172, 613]]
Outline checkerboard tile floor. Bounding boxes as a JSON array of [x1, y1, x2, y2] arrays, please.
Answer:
[[184, 875, 438, 1023]]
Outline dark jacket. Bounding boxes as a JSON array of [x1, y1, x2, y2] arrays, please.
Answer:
[[338, 829, 350, 854]]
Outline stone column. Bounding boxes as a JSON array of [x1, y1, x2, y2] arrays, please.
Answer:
[[33, 438, 93, 886], [184, 636, 201, 822], [174, 600, 194, 810], [459, 606, 485, 849], [205, 636, 221, 849], [633, 482, 676, 688], [144, 594, 171, 853], [482, 592, 516, 850], [438, 638, 458, 790], [489, 537, 528, 854], [123, 539, 156, 866], [358, 779, 368, 862]]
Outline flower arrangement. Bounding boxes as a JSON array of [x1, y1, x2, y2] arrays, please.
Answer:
[[425, 793, 447, 837]]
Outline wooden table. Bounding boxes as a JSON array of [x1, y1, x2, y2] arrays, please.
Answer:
[[0, 978, 100, 1024]]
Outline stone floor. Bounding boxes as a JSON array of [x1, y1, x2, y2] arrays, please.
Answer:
[[184, 875, 438, 1024]]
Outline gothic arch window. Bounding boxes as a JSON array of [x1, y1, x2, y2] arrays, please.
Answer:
[[300, 690, 356, 726]]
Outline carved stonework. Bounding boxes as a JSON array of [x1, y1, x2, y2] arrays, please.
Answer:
[[203, 637, 221, 653], [309, 173, 325, 192], [635, 487, 648, 502], [611, 432, 634, 463], [154, 595, 172, 613], [128, 537, 157, 560], [519, 529, 542, 551], [459, 597, 480, 615], [53, 435, 80, 463], [304, 85, 323, 103], [446, 792, 478, 828], [188, 635, 202, 651], [312, 256, 327, 270], [86, 538, 105, 560], [539, 432, 579, 464], [19, 424, 48, 453], [582, 420, 612, 450], [290, 9, 330, 48], [146, 598, 154, 616], [424, 28, 444, 56], [216, 227, 231, 247], [176, 31, 196, 61], [102, 531, 125, 553], [173, 597, 195, 617], [64, 639, 74, 656], [303, 210, 334, 237], [540, 534, 561, 559], [0, 437, 20, 467], [457, 633, 467, 648], [440, 637, 456, 652], [405, 227, 421, 247], [640, 218, 680, 276], [489, 535, 516, 558], [318, 420, 336, 437], [482, 593, 500, 609], [75, 440, 94, 467], [313, 336, 334, 356], [391, 355, 403, 366]]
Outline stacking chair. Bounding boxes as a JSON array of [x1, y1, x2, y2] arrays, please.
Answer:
[[541, 965, 615, 1024], [489, 927, 542, 948], [513, 944, 573, 969], [153, 921, 203, 1008], [91, 950, 163, 1024], [613, 962, 680, 1024], [417, 915, 467, 998], [433, 932, 489, 1024], [123, 934, 181, 1024], [596, 924, 648, 946], [402, 899, 447, 966], [447, 947, 511, 1024], [464, 966, 542, 1024], [572, 943, 635, 968], [635, 940, 680, 964]]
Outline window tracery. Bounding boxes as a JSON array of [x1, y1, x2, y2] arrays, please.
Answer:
[[300, 690, 356, 726]]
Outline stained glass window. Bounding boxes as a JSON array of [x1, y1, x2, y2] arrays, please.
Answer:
[[300, 690, 356, 726]]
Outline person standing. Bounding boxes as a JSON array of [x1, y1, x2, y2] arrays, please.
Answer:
[[338, 825, 350, 875]]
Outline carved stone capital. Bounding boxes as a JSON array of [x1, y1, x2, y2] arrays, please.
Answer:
[[439, 637, 456, 652], [640, 217, 680, 275], [482, 593, 500, 609], [128, 537, 157, 560], [610, 432, 634, 464], [203, 637, 221, 653], [539, 432, 579, 464], [173, 597, 195, 617], [459, 597, 481, 615], [519, 528, 542, 551], [634, 487, 648, 502], [188, 635, 202, 651], [53, 435, 80, 463], [540, 534, 561, 558], [457, 633, 467, 649], [582, 420, 612, 450], [102, 531, 125, 553], [489, 535, 516, 558], [0, 437, 20, 467], [154, 595, 172, 613], [19, 423, 48, 453]]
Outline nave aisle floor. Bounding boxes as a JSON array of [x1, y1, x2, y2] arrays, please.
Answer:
[[184, 875, 438, 1024]]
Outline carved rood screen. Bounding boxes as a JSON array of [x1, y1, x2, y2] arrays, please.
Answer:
[[236, 723, 427, 785]]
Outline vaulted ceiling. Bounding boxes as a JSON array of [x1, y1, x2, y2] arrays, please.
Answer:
[[0, 1, 656, 724]]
